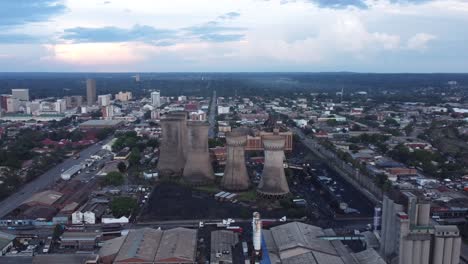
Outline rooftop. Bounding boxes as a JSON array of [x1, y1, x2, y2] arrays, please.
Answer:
[[22, 190, 63, 206]]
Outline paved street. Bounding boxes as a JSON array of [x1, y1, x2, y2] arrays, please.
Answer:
[[0, 138, 113, 218]]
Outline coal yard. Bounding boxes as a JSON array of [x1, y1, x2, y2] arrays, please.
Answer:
[[138, 183, 290, 221]]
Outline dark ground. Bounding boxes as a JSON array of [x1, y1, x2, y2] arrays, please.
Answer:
[[139, 183, 289, 221]]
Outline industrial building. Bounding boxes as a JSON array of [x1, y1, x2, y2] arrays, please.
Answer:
[[262, 221, 386, 264], [102, 227, 197, 264], [380, 191, 462, 264], [60, 232, 101, 250], [183, 121, 214, 185], [79, 120, 123, 130], [210, 230, 239, 264], [221, 131, 250, 191], [257, 135, 290, 198], [61, 165, 82, 180]]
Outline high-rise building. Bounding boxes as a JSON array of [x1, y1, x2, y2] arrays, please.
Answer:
[[86, 79, 97, 106], [55, 99, 66, 113], [11, 89, 29, 101], [0, 95, 11, 111], [98, 94, 112, 107], [151, 91, 161, 108], [102, 105, 114, 119], [65, 96, 83, 109], [6, 97, 19, 113], [380, 191, 462, 264], [115, 91, 132, 102]]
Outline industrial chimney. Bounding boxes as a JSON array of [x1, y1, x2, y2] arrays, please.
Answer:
[[221, 131, 250, 191], [252, 212, 262, 256], [157, 118, 186, 177], [257, 135, 290, 198], [182, 121, 214, 185]]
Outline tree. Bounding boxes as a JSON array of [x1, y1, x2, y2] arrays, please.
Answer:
[[111, 196, 138, 217], [384, 118, 399, 127], [104, 171, 125, 186], [143, 110, 151, 120], [128, 147, 141, 165], [117, 162, 127, 173]]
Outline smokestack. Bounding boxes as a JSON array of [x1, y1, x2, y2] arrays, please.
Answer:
[[252, 212, 262, 256], [157, 118, 186, 176], [221, 131, 250, 191], [373, 207, 382, 231], [182, 121, 214, 185], [257, 135, 290, 198]]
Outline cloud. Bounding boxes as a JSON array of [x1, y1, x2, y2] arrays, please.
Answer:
[[312, 0, 368, 9], [406, 33, 436, 50], [200, 34, 245, 42], [0, 34, 43, 44], [183, 22, 246, 42], [308, 0, 434, 9], [0, 0, 66, 26], [218, 12, 241, 20], [62, 25, 177, 44]]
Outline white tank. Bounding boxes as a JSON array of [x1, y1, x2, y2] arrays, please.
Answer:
[[412, 240, 422, 264], [451, 237, 461, 264], [443, 237, 453, 264], [421, 240, 431, 264], [252, 212, 262, 255], [433, 237, 445, 264]]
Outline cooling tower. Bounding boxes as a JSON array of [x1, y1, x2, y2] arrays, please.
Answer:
[[257, 135, 290, 197], [221, 131, 250, 191], [167, 111, 188, 158], [182, 121, 214, 185], [157, 118, 186, 177]]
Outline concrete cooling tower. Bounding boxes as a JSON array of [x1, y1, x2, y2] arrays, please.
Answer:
[[167, 112, 188, 159], [257, 135, 290, 198], [182, 121, 214, 185], [157, 118, 186, 177], [221, 131, 250, 191]]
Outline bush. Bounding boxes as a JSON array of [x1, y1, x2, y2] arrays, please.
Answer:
[[111, 196, 138, 218], [104, 171, 125, 186]]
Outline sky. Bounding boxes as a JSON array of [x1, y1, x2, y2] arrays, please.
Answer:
[[0, 0, 468, 72]]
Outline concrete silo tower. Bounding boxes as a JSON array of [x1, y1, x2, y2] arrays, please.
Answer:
[[157, 118, 186, 177], [182, 121, 214, 185], [257, 135, 290, 198], [221, 131, 249, 191]]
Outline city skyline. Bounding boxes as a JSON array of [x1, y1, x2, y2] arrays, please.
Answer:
[[1, 0, 468, 72]]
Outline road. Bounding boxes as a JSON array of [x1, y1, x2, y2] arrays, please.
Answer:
[[208, 89, 217, 138], [0, 138, 113, 218]]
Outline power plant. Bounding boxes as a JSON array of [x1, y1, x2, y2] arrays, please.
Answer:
[[221, 131, 250, 191], [183, 121, 214, 185], [257, 135, 290, 198], [157, 117, 186, 177]]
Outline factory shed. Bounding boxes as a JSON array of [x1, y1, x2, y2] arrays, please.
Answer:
[[114, 228, 161, 263], [210, 230, 239, 264], [263, 222, 385, 264], [154, 227, 197, 263], [98, 236, 126, 264]]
